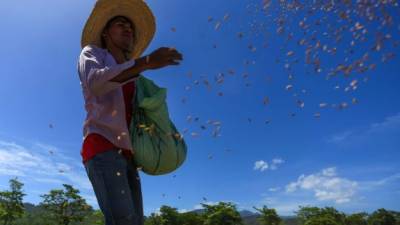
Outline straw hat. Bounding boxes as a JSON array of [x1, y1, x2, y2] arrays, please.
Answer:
[[81, 0, 156, 59]]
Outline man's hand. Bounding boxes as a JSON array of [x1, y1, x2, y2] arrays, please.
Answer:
[[110, 47, 183, 83], [138, 47, 183, 71]]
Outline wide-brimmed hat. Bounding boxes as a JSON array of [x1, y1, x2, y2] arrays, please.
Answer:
[[81, 0, 156, 59]]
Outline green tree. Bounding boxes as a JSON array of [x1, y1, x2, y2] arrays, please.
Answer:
[[368, 209, 396, 225], [296, 206, 321, 224], [75, 209, 104, 225], [201, 201, 243, 225], [0, 177, 26, 225], [253, 205, 282, 225], [345, 212, 368, 225], [13, 206, 55, 225], [390, 211, 400, 225], [296, 206, 345, 225], [39, 184, 92, 225], [179, 211, 204, 225], [144, 212, 165, 225], [305, 216, 340, 225], [159, 205, 180, 225]]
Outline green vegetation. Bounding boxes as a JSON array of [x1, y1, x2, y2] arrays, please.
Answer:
[[0, 177, 398, 225]]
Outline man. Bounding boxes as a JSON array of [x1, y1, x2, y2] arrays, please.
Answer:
[[78, 0, 182, 224]]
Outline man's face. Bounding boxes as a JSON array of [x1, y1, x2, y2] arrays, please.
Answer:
[[103, 16, 135, 51]]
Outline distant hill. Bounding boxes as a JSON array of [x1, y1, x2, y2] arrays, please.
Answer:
[[23, 202, 45, 214], [190, 208, 206, 215], [240, 209, 259, 217]]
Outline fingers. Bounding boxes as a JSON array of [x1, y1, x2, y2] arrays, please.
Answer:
[[166, 50, 183, 60], [168, 61, 180, 66], [157, 47, 176, 54], [166, 59, 180, 66], [159, 47, 182, 57], [169, 53, 183, 61], [159, 53, 182, 64], [166, 50, 182, 58], [148, 47, 183, 69], [152, 50, 183, 62]]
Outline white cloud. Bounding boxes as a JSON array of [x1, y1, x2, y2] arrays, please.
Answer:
[[0, 139, 91, 191], [178, 208, 189, 213], [285, 167, 358, 204], [256, 169, 400, 216], [254, 160, 269, 172], [0, 168, 25, 176], [33, 142, 83, 169], [34, 142, 58, 153], [0, 140, 26, 151], [257, 197, 305, 215], [327, 113, 400, 143], [268, 187, 281, 192], [368, 113, 400, 133], [254, 158, 285, 172], [55, 163, 72, 172], [33, 178, 66, 185], [272, 158, 284, 164], [0, 142, 52, 176], [270, 158, 285, 170], [372, 173, 400, 186], [252, 195, 322, 216], [322, 167, 337, 177], [194, 200, 240, 210], [360, 173, 400, 190], [327, 131, 354, 143]]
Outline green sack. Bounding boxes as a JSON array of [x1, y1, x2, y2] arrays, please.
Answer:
[[129, 75, 187, 175]]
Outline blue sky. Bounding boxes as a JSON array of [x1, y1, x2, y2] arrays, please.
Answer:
[[0, 0, 399, 216]]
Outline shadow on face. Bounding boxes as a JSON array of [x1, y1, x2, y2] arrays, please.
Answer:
[[101, 16, 136, 52]]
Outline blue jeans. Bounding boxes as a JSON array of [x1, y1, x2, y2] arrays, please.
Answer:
[[84, 149, 144, 225]]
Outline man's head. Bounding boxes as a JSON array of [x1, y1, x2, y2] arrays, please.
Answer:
[[101, 16, 136, 54]]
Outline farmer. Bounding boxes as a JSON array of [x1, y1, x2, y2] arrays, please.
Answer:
[[78, 0, 182, 224]]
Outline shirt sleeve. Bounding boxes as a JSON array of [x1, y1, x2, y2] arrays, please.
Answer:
[[78, 45, 139, 96]]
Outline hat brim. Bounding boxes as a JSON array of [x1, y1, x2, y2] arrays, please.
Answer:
[[81, 0, 156, 59]]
